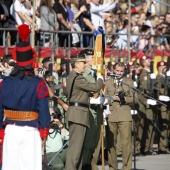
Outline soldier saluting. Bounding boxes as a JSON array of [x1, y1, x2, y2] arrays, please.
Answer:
[[65, 54, 104, 170]]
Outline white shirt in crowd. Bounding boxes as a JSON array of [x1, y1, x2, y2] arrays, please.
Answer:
[[10, 0, 27, 25], [90, 2, 116, 30]]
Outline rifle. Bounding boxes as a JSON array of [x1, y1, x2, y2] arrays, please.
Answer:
[[148, 47, 158, 97], [108, 46, 114, 71], [164, 57, 170, 95], [47, 47, 56, 92], [161, 49, 164, 61], [123, 48, 128, 76], [66, 46, 70, 77], [150, 47, 155, 74], [115, 47, 118, 63], [49, 47, 55, 76]]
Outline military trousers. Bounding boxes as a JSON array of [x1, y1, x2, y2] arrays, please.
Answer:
[[141, 108, 156, 152], [83, 106, 102, 165], [158, 106, 170, 151], [106, 121, 132, 170], [65, 122, 86, 170]]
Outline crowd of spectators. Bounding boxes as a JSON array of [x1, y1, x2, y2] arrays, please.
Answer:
[[0, 0, 170, 50]]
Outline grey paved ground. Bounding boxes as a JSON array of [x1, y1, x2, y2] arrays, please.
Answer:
[[98, 154, 170, 170]]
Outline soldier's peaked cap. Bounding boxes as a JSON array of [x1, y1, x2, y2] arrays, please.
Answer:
[[42, 57, 56, 64], [71, 54, 86, 62], [79, 49, 94, 56]]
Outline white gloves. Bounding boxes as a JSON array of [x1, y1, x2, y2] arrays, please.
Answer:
[[150, 73, 156, 79], [103, 98, 109, 106], [97, 75, 104, 81], [159, 95, 170, 102], [90, 96, 104, 104], [133, 81, 137, 87], [131, 110, 137, 115], [147, 99, 157, 106], [103, 105, 111, 125], [166, 71, 170, 76], [103, 105, 111, 115]]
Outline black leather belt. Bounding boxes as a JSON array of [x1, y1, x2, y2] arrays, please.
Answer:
[[69, 102, 89, 108]]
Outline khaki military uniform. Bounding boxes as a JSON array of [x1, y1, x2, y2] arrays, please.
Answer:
[[65, 70, 103, 170], [139, 69, 156, 153], [104, 77, 136, 170], [156, 74, 170, 151], [82, 68, 102, 167]]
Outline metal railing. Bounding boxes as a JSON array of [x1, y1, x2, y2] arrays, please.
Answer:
[[1, 28, 170, 60]]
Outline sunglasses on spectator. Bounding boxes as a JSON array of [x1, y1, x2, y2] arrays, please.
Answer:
[[162, 26, 168, 29]]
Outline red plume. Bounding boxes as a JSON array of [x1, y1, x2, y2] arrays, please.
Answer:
[[18, 24, 30, 42]]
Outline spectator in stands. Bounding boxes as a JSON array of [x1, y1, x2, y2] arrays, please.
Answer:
[[135, 25, 151, 50], [0, 2, 5, 45], [138, 12, 146, 26], [80, 2, 95, 47], [39, 0, 59, 47], [65, 0, 82, 47], [105, 21, 115, 48], [145, 15, 159, 34], [131, 12, 140, 33], [114, 19, 138, 49], [90, 0, 117, 30], [155, 22, 170, 50], [10, 0, 32, 26], [131, 0, 144, 14], [165, 12, 170, 27], [159, 14, 165, 24], [53, 0, 71, 47], [114, 19, 129, 48], [0, 0, 17, 45], [165, 12, 170, 45]]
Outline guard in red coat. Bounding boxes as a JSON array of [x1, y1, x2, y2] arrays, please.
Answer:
[[0, 24, 51, 170]]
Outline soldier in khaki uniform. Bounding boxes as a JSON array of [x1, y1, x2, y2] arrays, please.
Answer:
[[105, 62, 137, 170], [126, 61, 143, 155], [155, 61, 170, 154], [65, 54, 104, 170], [138, 55, 157, 155], [77, 49, 102, 170]]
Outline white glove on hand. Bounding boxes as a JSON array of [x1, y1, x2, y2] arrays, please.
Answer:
[[147, 99, 157, 106], [131, 110, 137, 115], [166, 71, 170, 76], [90, 96, 104, 104], [159, 95, 170, 102], [133, 81, 137, 87], [103, 105, 111, 115], [103, 98, 109, 106], [150, 73, 156, 79], [90, 97, 100, 104], [97, 75, 104, 81]]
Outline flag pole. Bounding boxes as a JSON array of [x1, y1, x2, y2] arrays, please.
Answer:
[[31, 0, 36, 48]]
